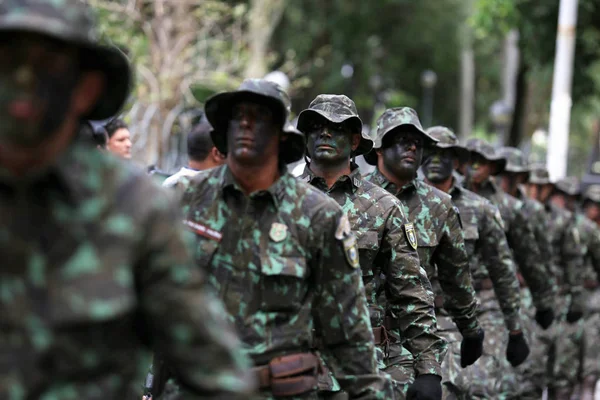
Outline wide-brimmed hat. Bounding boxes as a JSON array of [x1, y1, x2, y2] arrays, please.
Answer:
[[425, 126, 469, 163], [202, 79, 304, 164], [463, 138, 507, 175], [363, 107, 437, 165], [528, 163, 551, 185], [499, 147, 530, 176], [553, 176, 581, 197], [0, 0, 132, 120], [583, 184, 600, 203], [297, 94, 371, 156]]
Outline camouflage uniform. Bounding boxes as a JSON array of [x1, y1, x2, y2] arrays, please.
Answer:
[[523, 168, 586, 399], [297, 95, 447, 399], [425, 129, 524, 399], [0, 2, 254, 399], [181, 82, 391, 399], [363, 109, 482, 393]]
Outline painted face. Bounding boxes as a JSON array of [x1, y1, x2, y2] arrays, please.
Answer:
[[526, 183, 553, 202], [379, 130, 424, 181], [422, 147, 455, 183], [107, 128, 132, 159], [465, 153, 493, 186], [306, 117, 356, 165], [226, 101, 279, 164], [584, 202, 600, 225], [0, 33, 81, 148]]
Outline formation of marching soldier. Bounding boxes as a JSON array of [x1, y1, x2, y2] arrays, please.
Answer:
[[2, 1, 600, 400]]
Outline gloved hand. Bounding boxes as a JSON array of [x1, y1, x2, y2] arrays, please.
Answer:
[[566, 309, 583, 323], [460, 328, 484, 368], [535, 308, 554, 329], [506, 330, 530, 367], [406, 374, 442, 400]]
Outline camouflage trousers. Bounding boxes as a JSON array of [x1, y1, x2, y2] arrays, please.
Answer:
[[582, 288, 600, 382], [515, 290, 584, 399], [438, 289, 516, 399]]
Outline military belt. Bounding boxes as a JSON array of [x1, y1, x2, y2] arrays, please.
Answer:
[[252, 353, 319, 396], [473, 278, 494, 291], [372, 316, 399, 345]]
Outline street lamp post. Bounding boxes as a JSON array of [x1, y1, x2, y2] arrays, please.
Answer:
[[489, 100, 512, 146], [420, 69, 438, 128]]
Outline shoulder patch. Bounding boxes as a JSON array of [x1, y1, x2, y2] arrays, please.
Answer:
[[335, 214, 352, 240], [342, 235, 360, 269], [404, 223, 418, 250], [572, 227, 581, 245], [453, 206, 463, 229], [492, 208, 505, 231]]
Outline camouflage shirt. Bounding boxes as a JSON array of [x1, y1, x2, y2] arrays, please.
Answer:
[[574, 212, 600, 284], [449, 179, 521, 331], [466, 179, 556, 310], [301, 164, 446, 376], [364, 169, 480, 336], [181, 165, 389, 397], [541, 203, 585, 311], [0, 142, 253, 399]]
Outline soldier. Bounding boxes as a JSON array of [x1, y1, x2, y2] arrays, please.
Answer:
[[581, 184, 600, 399], [297, 95, 447, 400], [180, 79, 392, 399], [0, 0, 254, 398], [421, 127, 528, 398], [552, 177, 600, 399], [526, 166, 586, 400], [362, 108, 484, 390]]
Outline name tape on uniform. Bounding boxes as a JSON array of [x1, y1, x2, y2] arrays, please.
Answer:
[[183, 220, 222, 242]]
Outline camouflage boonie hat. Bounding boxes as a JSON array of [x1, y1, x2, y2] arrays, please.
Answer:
[[363, 107, 437, 165], [583, 184, 600, 203], [297, 94, 372, 156], [528, 163, 551, 185], [499, 147, 530, 175], [0, 0, 132, 120], [554, 176, 581, 196], [425, 126, 469, 163], [463, 138, 507, 175], [203, 79, 305, 164]]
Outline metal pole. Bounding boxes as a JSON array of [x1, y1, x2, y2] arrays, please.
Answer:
[[547, 0, 578, 180], [422, 86, 433, 128]]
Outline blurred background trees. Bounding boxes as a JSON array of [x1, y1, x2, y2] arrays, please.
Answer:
[[89, 0, 600, 176]]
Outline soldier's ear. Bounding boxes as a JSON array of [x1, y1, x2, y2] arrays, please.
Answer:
[[351, 133, 361, 151], [453, 159, 460, 170], [72, 71, 105, 116]]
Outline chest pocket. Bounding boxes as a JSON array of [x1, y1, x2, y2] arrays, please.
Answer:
[[260, 254, 308, 312], [356, 230, 379, 277], [417, 229, 439, 278]]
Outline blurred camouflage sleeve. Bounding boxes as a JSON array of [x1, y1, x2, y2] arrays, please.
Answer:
[[380, 204, 446, 376], [530, 205, 555, 278], [312, 207, 393, 398], [435, 205, 480, 336], [135, 186, 255, 398], [561, 222, 585, 312], [586, 224, 600, 280], [507, 208, 556, 310], [478, 203, 521, 331]]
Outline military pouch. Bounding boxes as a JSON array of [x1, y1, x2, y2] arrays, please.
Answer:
[[253, 353, 319, 396]]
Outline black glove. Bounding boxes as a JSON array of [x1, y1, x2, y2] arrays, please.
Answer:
[[566, 310, 583, 323], [406, 374, 442, 400], [535, 308, 554, 329], [506, 331, 530, 367], [460, 328, 484, 368]]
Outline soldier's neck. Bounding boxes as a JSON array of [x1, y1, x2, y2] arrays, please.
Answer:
[[310, 159, 351, 189], [228, 155, 281, 195], [426, 176, 453, 194], [378, 164, 411, 189]]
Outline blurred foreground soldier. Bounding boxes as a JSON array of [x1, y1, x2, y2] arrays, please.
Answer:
[[181, 79, 391, 399], [104, 117, 132, 159], [363, 108, 483, 396], [162, 116, 225, 190], [0, 0, 253, 399], [581, 184, 600, 399], [553, 177, 600, 399], [297, 95, 446, 400], [422, 127, 527, 398], [525, 166, 586, 400]]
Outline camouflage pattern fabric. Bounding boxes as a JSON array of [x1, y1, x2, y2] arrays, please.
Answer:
[[181, 165, 392, 399], [301, 164, 447, 397], [0, 142, 254, 399], [463, 179, 556, 310], [364, 169, 479, 338]]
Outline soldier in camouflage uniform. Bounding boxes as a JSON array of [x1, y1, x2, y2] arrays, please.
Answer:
[[362, 108, 484, 393], [0, 1, 255, 399], [525, 166, 586, 400], [552, 177, 600, 399], [297, 95, 446, 400], [422, 127, 528, 399], [181, 80, 392, 399], [581, 184, 600, 399]]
